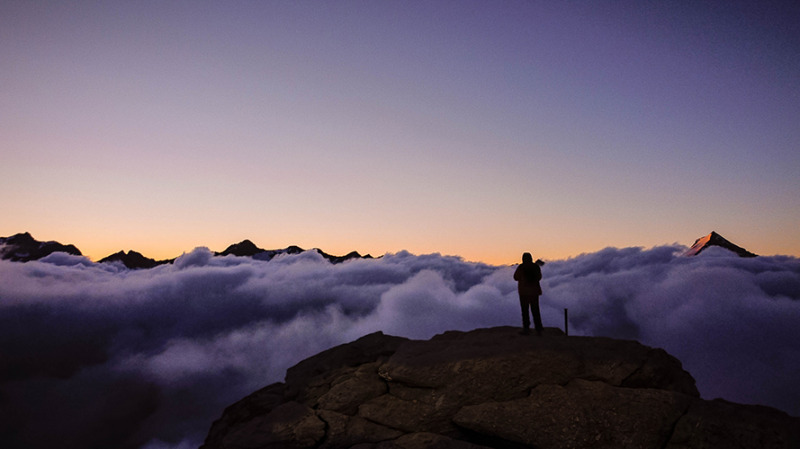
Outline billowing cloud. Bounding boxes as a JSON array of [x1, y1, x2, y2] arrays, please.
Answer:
[[542, 246, 800, 416], [0, 245, 798, 448]]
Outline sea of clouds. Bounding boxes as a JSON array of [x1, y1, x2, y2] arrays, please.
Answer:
[[1, 245, 798, 449]]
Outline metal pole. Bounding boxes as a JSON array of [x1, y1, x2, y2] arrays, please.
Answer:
[[564, 308, 569, 336]]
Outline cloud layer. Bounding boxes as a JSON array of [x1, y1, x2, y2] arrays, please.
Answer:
[[0, 245, 798, 448]]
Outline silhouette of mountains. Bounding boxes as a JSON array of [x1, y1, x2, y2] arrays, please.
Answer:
[[0, 232, 82, 262], [217, 239, 373, 264], [98, 250, 174, 269], [684, 231, 758, 257], [2, 231, 760, 268], [0, 233, 372, 268], [217, 239, 304, 259]]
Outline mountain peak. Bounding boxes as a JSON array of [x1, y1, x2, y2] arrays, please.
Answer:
[[98, 250, 167, 269], [218, 239, 264, 257], [0, 232, 82, 261], [685, 231, 757, 257]]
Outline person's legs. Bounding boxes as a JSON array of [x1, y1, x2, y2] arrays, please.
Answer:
[[519, 295, 531, 333], [531, 296, 543, 336]]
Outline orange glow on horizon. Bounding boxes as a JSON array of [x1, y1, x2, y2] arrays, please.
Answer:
[[4, 221, 800, 267]]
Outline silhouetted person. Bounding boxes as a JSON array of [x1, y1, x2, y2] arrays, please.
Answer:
[[514, 252, 543, 335]]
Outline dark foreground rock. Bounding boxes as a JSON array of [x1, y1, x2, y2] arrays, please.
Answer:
[[200, 327, 800, 449]]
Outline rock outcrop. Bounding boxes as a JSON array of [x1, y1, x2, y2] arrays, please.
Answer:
[[200, 327, 800, 449]]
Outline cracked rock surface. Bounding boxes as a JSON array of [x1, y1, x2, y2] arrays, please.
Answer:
[[200, 327, 800, 449]]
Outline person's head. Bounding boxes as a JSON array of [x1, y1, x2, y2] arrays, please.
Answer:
[[522, 252, 533, 264]]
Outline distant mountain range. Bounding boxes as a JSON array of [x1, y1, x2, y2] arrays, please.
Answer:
[[216, 239, 372, 265], [1, 231, 756, 269], [0, 233, 372, 269]]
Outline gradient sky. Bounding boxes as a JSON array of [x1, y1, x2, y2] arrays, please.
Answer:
[[2, 1, 799, 264]]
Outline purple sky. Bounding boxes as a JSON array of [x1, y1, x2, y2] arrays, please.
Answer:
[[2, 1, 799, 263]]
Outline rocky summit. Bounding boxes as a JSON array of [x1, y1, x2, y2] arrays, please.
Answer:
[[200, 327, 799, 449], [0, 232, 82, 262]]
